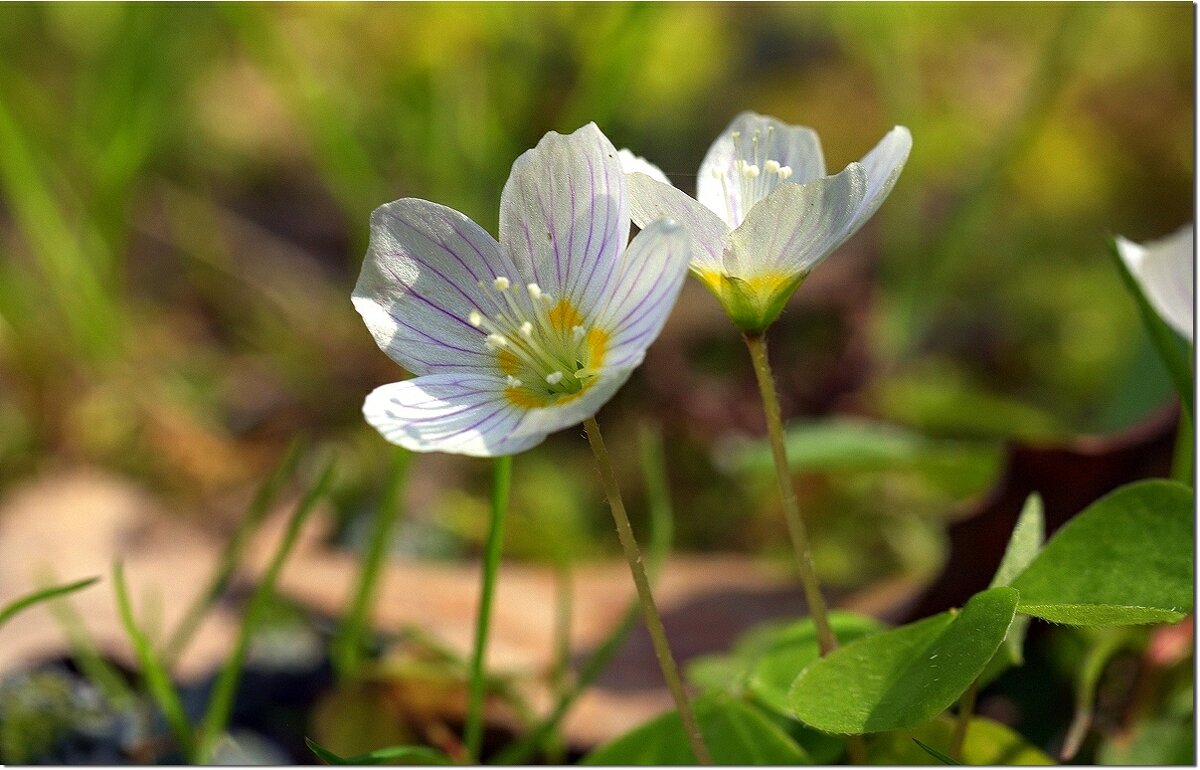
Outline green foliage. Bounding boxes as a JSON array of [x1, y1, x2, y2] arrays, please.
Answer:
[[305, 737, 453, 766], [789, 587, 1018, 734], [0, 577, 98, 629], [1010, 480, 1193, 625], [747, 614, 886, 717], [868, 716, 1054, 765], [582, 694, 811, 765], [979, 493, 1045, 684]]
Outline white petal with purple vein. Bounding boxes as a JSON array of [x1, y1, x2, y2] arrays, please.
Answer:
[[354, 199, 520, 376], [596, 219, 692, 369], [499, 123, 627, 320], [363, 374, 544, 457], [618, 149, 671, 185], [625, 172, 729, 275], [724, 162, 867, 280], [846, 126, 912, 236], [698, 111, 826, 228]]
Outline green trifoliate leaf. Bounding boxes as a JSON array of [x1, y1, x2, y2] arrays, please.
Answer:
[[789, 587, 1019, 734], [1010, 480, 1193, 625]]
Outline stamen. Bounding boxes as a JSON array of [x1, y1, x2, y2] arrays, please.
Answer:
[[526, 283, 542, 300], [743, 164, 760, 179], [519, 321, 534, 337], [493, 276, 510, 291], [765, 159, 780, 174], [545, 371, 564, 385], [506, 375, 522, 388], [468, 310, 483, 327], [486, 333, 509, 348], [778, 166, 793, 180], [572, 325, 586, 341]]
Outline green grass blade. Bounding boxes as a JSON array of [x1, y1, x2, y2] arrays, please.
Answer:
[[493, 424, 674, 764], [331, 447, 411, 681], [0, 577, 99, 628], [112, 562, 196, 759], [464, 454, 513, 762], [163, 440, 303, 666], [914, 738, 962, 765], [47, 592, 136, 705], [197, 457, 336, 761]]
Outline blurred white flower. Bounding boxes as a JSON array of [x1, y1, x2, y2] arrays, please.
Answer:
[[1115, 225, 1193, 342]]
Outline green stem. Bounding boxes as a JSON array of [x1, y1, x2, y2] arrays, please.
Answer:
[[1170, 408, 1193, 487], [464, 455, 513, 762], [743, 331, 838, 655], [583, 416, 711, 765], [949, 678, 979, 761]]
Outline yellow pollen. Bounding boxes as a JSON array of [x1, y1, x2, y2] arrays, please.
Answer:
[[547, 299, 584, 334]]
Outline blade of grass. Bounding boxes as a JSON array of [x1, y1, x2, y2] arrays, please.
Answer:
[[0, 577, 99, 627], [196, 457, 336, 761], [914, 738, 961, 765], [112, 561, 196, 759], [332, 447, 411, 681], [162, 440, 303, 666], [493, 424, 674, 764], [47, 592, 136, 705], [464, 454, 513, 762]]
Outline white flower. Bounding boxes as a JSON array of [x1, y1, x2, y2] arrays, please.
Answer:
[[621, 112, 911, 331], [1115, 225, 1194, 342], [353, 124, 691, 457]]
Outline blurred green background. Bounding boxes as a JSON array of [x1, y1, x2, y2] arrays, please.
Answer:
[[0, 2, 1192, 584]]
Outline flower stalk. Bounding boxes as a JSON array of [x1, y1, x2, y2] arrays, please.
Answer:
[[743, 331, 837, 656], [583, 416, 712, 765], [464, 455, 513, 762]]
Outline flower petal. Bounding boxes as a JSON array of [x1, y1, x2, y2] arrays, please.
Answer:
[[594, 219, 691, 369], [625, 171, 728, 275], [618, 148, 671, 185], [353, 199, 516, 376], [846, 126, 912, 236], [499, 123, 627, 319], [697, 111, 826, 228], [1116, 225, 1194, 342], [724, 162, 867, 280], [364, 374, 544, 457]]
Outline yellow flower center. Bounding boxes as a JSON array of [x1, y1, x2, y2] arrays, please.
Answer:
[[468, 277, 609, 408]]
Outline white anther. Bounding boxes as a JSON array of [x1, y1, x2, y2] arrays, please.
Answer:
[[545, 371, 564, 385], [468, 310, 483, 327], [493, 276, 510, 291], [486, 333, 509, 348], [765, 159, 781, 174], [710, 168, 724, 179], [506, 375, 523, 388], [519, 321, 534, 338], [743, 164, 760, 178], [526, 283, 542, 299], [777, 166, 793, 180], [731, 131, 741, 140], [572, 325, 586, 340]]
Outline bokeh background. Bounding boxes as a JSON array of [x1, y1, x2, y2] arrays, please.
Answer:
[[0, 2, 1193, 763]]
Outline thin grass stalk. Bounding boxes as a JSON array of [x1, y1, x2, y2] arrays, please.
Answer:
[[332, 447, 411, 680], [464, 454, 513, 762], [196, 458, 336, 762], [163, 441, 302, 667]]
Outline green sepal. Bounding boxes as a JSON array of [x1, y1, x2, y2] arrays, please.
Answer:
[[706, 272, 807, 333]]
